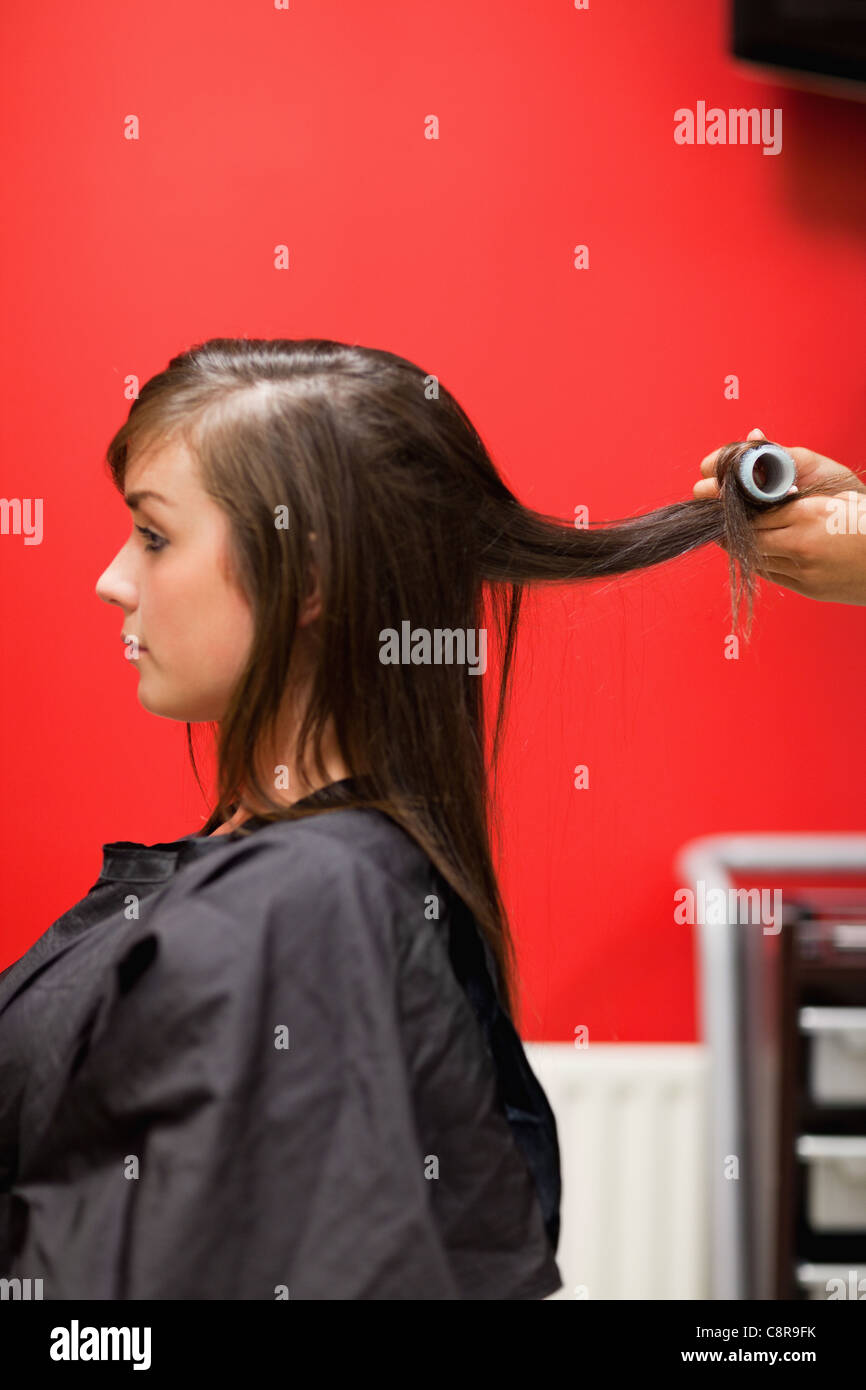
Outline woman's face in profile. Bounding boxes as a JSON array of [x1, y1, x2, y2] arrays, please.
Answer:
[[95, 440, 255, 722]]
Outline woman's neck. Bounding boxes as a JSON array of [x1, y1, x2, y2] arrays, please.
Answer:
[[208, 755, 354, 837]]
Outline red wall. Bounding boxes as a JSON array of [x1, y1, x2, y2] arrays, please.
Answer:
[[2, 2, 865, 1042]]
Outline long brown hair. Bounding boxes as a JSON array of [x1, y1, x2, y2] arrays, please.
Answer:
[[103, 338, 847, 1019]]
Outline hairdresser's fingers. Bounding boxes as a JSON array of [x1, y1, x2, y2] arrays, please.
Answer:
[[693, 478, 719, 499], [753, 534, 804, 563], [784, 446, 866, 494], [762, 570, 809, 596], [750, 490, 851, 535], [756, 552, 803, 575], [698, 434, 866, 498], [699, 451, 720, 478], [750, 500, 802, 531], [698, 427, 766, 479]]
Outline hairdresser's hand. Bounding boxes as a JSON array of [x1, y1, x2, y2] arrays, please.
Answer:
[[694, 429, 866, 604], [692, 427, 866, 500], [746, 489, 866, 603]]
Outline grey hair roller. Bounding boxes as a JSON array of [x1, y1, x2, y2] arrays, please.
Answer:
[[734, 443, 797, 503]]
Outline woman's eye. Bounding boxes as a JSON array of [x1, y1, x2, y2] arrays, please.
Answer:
[[135, 525, 167, 553]]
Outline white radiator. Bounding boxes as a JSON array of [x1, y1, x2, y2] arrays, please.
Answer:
[[525, 1043, 711, 1300]]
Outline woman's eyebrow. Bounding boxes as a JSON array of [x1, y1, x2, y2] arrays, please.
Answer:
[[124, 489, 173, 509]]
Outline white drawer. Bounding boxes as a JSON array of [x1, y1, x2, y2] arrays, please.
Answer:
[[796, 1135, 866, 1230], [796, 1262, 866, 1300], [799, 1007, 866, 1106]]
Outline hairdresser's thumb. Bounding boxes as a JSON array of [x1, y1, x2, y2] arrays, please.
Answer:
[[747, 427, 766, 441]]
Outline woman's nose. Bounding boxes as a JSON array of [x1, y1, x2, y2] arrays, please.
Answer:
[[95, 552, 138, 610]]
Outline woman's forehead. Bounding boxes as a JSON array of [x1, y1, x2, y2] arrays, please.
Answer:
[[123, 438, 199, 504]]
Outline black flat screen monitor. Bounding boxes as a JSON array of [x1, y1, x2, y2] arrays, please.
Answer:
[[732, 1, 866, 90]]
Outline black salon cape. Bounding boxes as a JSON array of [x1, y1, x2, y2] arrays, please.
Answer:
[[0, 781, 562, 1300]]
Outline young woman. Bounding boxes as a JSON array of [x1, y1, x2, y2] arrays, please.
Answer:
[[0, 339, 849, 1300]]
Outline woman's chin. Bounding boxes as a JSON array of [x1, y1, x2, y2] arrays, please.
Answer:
[[136, 684, 184, 720], [137, 683, 226, 722]]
